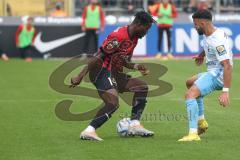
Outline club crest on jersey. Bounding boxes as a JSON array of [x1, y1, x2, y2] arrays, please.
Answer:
[[216, 45, 226, 56], [106, 39, 119, 50], [103, 39, 119, 53]]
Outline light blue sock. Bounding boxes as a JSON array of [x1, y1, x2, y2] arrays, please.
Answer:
[[186, 99, 198, 133], [197, 97, 204, 119]]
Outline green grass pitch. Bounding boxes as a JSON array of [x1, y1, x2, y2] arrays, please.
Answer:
[[0, 59, 239, 160]]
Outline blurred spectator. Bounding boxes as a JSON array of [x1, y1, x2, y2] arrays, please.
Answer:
[[6, 3, 12, 16], [127, 0, 134, 13], [148, 0, 159, 16], [198, 0, 211, 10], [0, 48, 9, 61], [102, 0, 117, 7], [186, 0, 198, 13], [122, 0, 136, 13], [186, 0, 212, 13], [221, 0, 233, 7], [50, 2, 67, 17], [155, 0, 177, 60], [82, 0, 105, 55], [174, 0, 182, 7], [148, 0, 155, 5], [15, 16, 37, 62]]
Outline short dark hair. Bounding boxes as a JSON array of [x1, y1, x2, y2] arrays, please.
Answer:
[[192, 9, 212, 21], [132, 11, 156, 26]]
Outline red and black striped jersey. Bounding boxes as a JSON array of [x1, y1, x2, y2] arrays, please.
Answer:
[[98, 25, 138, 72]]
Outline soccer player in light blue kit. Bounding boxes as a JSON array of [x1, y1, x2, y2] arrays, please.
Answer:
[[178, 9, 233, 142]]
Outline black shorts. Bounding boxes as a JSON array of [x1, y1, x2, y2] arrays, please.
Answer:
[[89, 68, 131, 93], [113, 71, 131, 93]]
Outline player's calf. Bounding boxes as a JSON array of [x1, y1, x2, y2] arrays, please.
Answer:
[[80, 91, 119, 141], [130, 84, 148, 120]]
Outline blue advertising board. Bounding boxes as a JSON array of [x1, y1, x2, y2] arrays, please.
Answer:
[[99, 23, 240, 56]]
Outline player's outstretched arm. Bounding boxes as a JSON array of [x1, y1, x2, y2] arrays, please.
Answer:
[[218, 59, 232, 107], [193, 50, 205, 66], [70, 66, 88, 88], [70, 57, 99, 88]]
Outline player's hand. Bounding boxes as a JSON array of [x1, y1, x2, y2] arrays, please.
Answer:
[[193, 56, 204, 66], [136, 64, 150, 76], [218, 92, 230, 107], [69, 75, 83, 88]]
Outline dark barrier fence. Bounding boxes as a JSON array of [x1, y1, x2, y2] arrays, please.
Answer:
[[0, 25, 94, 58]]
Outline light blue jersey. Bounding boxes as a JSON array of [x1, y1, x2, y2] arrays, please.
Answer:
[[195, 28, 233, 96], [202, 28, 233, 84]]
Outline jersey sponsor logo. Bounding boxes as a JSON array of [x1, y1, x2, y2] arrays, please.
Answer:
[[207, 46, 216, 55], [216, 45, 227, 56], [206, 61, 217, 66]]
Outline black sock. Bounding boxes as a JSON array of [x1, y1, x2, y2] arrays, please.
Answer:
[[131, 98, 147, 120], [90, 103, 118, 129]]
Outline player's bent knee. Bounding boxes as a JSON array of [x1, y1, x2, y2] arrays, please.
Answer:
[[185, 90, 195, 99], [107, 99, 119, 109], [185, 91, 193, 99], [104, 102, 119, 118], [185, 86, 200, 99]]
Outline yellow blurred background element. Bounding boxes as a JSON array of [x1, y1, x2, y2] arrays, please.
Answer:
[[0, 0, 73, 16]]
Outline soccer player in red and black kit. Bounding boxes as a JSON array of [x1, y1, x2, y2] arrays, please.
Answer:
[[70, 11, 155, 141]]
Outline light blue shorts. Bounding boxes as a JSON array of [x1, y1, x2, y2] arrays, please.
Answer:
[[194, 72, 223, 97]]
